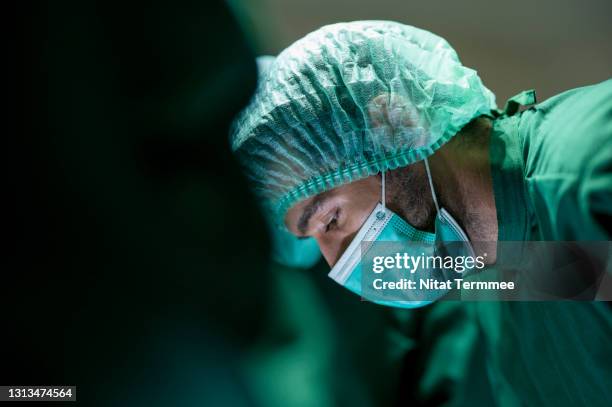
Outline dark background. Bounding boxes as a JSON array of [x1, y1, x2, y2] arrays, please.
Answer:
[[236, 0, 612, 102]]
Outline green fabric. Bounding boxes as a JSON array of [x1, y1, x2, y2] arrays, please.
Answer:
[[231, 21, 496, 224], [518, 80, 612, 240], [480, 79, 612, 407], [411, 303, 496, 406], [242, 263, 412, 406], [240, 261, 498, 406]]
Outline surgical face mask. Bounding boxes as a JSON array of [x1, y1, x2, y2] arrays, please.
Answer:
[[328, 157, 475, 308]]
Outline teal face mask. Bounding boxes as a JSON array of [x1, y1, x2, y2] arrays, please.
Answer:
[[328, 157, 475, 308]]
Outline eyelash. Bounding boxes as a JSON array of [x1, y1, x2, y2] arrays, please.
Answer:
[[325, 208, 340, 233]]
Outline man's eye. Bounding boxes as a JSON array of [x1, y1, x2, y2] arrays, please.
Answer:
[[324, 209, 340, 233], [325, 218, 337, 232]]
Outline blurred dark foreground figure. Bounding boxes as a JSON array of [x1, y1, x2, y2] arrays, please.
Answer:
[[8, 2, 453, 407], [8, 1, 269, 405]]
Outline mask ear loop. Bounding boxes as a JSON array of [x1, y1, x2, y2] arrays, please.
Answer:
[[423, 157, 440, 215], [382, 171, 386, 210], [377, 171, 387, 220]]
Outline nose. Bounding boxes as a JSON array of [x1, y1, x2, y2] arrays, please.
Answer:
[[316, 239, 340, 267], [315, 230, 360, 268]]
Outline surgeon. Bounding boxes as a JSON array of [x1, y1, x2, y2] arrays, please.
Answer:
[[231, 21, 612, 406]]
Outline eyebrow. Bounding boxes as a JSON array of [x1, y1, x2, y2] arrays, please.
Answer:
[[297, 193, 328, 236]]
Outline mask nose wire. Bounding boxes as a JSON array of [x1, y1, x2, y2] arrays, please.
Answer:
[[423, 157, 440, 215]]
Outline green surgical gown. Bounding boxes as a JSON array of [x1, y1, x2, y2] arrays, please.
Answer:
[[476, 79, 612, 406]]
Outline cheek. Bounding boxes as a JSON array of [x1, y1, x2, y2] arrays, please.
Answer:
[[320, 204, 377, 266], [344, 200, 378, 233]]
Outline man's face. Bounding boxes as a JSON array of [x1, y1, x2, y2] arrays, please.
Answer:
[[284, 163, 435, 266], [284, 176, 380, 266]]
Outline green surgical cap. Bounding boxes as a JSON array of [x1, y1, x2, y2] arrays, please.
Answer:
[[231, 21, 496, 223]]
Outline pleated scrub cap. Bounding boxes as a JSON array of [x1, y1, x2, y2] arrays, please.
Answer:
[[231, 21, 496, 225]]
